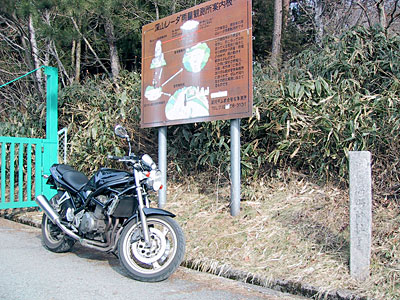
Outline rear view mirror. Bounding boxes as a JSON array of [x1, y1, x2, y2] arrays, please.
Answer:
[[114, 125, 129, 139]]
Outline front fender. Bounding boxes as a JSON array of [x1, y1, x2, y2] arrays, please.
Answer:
[[143, 207, 175, 218], [122, 207, 176, 226]]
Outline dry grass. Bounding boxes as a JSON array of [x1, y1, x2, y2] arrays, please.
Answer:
[[164, 173, 400, 299]]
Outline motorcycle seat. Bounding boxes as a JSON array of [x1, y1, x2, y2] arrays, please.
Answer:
[[55, 164, 89, 191], [55, 164, 75, 174]]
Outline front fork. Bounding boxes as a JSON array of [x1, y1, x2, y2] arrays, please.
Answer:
[[134, 169, 151, 247]]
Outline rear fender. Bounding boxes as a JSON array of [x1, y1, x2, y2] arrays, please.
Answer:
[[45, 175, 58, 190]]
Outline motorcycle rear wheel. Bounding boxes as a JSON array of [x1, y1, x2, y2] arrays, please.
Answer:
[[41, 214, 75, 253], [119, 216, 185, 282]]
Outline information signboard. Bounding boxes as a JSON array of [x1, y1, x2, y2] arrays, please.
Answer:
[[141, 0, 252, 128]]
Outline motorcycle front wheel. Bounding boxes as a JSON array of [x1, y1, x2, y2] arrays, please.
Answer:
[[118, 216, 185, 282]]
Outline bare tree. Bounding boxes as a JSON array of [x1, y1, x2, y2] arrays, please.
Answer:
[[71, 16, 111, 78], [42, 9, 73, 86], [104, 17, 121, 81], [375, 0, 387, 28], [387, 0, 400, 28], [271, 0, 283, 69], [323, 0, 400, 36], [153, 0, 160, 20], [70, 17, 82, 82], [75, 38, 82, 82], [283, 0, 291, 26], [28, 14, 44, 96], [314, 0, 324, 45]]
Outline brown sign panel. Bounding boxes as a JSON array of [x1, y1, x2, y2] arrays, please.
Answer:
[[141, 0, 252, 128]]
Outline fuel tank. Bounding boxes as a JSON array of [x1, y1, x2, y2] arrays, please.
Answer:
[[86, 168, 133, 191]]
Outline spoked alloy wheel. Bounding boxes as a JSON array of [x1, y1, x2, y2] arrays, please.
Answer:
[[119, 216, 185, 282], [41, 214, 75, 253]]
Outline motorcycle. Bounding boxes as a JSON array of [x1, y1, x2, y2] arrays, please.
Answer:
[[35, 125, 185, 282]]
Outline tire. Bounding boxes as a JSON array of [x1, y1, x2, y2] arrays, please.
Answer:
[[41, 192, 75, 253], [118, 216, 185, 282], [41, 214, 75, 252]]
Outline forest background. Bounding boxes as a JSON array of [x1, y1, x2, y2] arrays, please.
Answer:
[[1, 0, 400, 299]]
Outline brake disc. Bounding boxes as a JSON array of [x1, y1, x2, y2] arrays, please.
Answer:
[[131, 227, 167, 264]]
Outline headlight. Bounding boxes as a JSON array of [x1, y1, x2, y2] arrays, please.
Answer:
[[146, 170, 163, 191], [141, 154, 157, 170]]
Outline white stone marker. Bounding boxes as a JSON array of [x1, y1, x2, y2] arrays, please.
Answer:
[[349, 151, 372, 281]]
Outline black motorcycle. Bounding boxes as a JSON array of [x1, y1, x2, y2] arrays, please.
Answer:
[[35, 125, 185, 282]]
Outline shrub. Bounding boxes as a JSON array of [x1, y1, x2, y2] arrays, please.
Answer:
[[169, 26, 400, 195], [59, 71, 155, 174], [252, 26, 400, 191]]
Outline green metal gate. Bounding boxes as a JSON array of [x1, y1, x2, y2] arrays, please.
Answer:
[[0, 66, 59, 209]]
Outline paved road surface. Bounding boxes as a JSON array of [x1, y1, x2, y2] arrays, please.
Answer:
[[0, 218, 305, 300]]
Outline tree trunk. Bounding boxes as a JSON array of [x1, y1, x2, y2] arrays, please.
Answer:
[[75, 38, 82, 82], [71, 16, 110, 78], [28, 14, 43, 95], [104, 17, 120, 81], [386, 0, 400, 30], [71, 19, 82, 82], [154, 0, 160, 20], [375, 0, 387, 29], [171, 0, 177, 14], [10, 12, 33, 73], [71, 40, 76, 68], [283, 0, 290, 27], [50, 40, 71, 86], [271, 0, 282, 69], [43, 10, 72, 86], [314, 0, 324, 45]]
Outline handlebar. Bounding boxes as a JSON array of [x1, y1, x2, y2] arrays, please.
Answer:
[[107, 155, 124, 160], [107, 155, 139, 162]]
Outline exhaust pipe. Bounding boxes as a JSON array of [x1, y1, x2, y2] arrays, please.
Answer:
[[35, 195, 60, 224], [35, 195, 114, 251], [35, 195, 81, 241]]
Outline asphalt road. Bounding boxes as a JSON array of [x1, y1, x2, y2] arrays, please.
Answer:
[[0, 218, 305, 300]]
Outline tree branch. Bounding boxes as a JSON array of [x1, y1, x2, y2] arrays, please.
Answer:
[[355, 0, 372, 28], [71, 16, 111, 77], [0, 32, 25, 52], [387, 0, 400, 29]]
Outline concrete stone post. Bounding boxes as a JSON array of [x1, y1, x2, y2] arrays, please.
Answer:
[[349, 151, 372, 281]]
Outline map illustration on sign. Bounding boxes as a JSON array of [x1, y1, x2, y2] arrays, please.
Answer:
[[145, 40, 165, 101], [182, 42, 211, 73], [145, 26, 212, 118], [165, 86, 210, 120], [141, 0, 252, 128], [150, 40, 166, 69]]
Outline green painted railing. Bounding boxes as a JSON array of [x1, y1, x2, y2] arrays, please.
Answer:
[[0, 66, 59, 209]]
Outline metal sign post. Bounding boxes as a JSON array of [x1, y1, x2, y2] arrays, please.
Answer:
[[158, 126, 167, 208], [230, 118, 241, 216]]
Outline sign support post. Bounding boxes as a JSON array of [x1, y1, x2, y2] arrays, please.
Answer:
[[158, 126, 167, 208], [230, 118, 241, 216]]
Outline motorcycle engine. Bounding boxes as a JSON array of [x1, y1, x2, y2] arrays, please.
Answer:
[[79, 205, 107, 235]]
